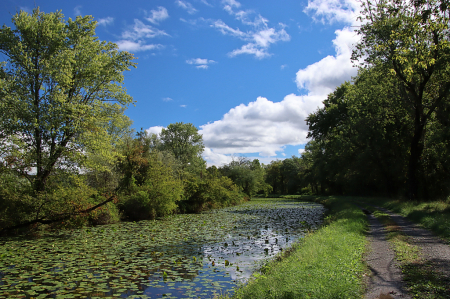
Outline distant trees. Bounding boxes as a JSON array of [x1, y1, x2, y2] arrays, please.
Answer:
[[219, 157, 272, 198]]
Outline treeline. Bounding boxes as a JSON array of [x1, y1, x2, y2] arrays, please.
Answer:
[[264, 0, 450, 200], [0, 9, 272, 234], [2, 0, 450, 233]]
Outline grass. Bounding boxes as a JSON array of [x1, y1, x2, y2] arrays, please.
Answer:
[[221, 196, 368, 299], [368, 206, 450, 298]]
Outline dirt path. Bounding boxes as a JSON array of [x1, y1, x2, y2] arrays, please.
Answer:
[[376, 207, 450, 279], [364, 212, 410, 299], [363, 205, 450, 299]]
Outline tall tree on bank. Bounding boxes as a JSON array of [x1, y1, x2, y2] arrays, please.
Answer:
[[352, 0, 450, 199], [0, 9, 136, 226], [159, 122, 205, 174]]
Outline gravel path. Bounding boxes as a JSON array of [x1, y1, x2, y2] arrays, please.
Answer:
[[364, 212, 410, 299], [376, 207, 450, 280]]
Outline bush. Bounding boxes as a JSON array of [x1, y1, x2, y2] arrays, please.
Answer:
[[180, 175, 243, 213], [118, 153, 184, 221]]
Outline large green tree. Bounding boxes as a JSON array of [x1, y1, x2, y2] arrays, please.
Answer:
[[159, 122, 205, 174], [0, 8, 135, 192], [353, 0, 450, 199], [0, 8, 136, 229]]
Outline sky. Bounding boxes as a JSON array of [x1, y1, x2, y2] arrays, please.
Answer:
[[0, 0, 362, 166]]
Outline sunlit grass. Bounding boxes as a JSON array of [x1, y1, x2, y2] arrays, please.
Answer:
[[223, 196, 368, 299]]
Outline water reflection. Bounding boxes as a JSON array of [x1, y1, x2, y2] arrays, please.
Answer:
[[0, 199, 324, 299]]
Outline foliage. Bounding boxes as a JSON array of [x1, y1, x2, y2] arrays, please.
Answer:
[[159, 122, 205, 174], [303, 63, 450, 199], [180, 173, 243, 213], [352, 0, 450, 199], [0, 8, 135, 229], [265, 157, 309, 195], [116, 137, 183, 221], [219, 157, 272, 198]]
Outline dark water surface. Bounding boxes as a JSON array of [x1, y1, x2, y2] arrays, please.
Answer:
[[0, 198, 324, 298]]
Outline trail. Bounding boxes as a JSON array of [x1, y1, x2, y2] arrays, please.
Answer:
[[363, 212, 410, 299], [363, 205, 450, 299]]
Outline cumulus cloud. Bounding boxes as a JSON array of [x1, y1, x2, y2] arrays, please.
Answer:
[[116, 19, 168, 52], [296, 27, 359, 95], [146, 126, 165, 136], [186, 58, 217, 69], [97, 17, 114, 26], [200, 95, 313, 157], [146, 7, 169, 24], [163, 97, 173, 102], [201, 0, 362, 166], [176, 0, 198, 14]]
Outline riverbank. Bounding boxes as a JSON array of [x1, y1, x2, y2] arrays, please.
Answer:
[[224, 195, 450, 299], [226, 196, 369, 299]]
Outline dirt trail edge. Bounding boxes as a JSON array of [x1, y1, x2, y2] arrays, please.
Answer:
[[363, 211, 411, 299], [375, 207, 450, 280]]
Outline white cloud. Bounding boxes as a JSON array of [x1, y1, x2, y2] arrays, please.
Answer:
[[116, 40, 163, 52], [210, 3, 290, 59], [199, 0, 213, 7], [163, 97, 173, 102], [97, 17, 114, 26], [296, 27, 359, 96], [186, 58, 216, 69], [146, 7, 169, 24], [199, 95, 312, 157], [200, 0, 362, 166], [146, 126, 165, 136], [180, 105, 187, 108], [212, 20, 246, 38], [298, 148, 305, 155], [281, 64, 288, 70], [304, 0, 360, 25], [222, 0, 241, 8], [121, 19, 169, 40], [116, 19, 169, 52], [176, 0, 198, 14], [74, 5, 82, 16]]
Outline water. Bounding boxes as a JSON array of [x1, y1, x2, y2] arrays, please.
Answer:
[[0, 198, 324, 298]]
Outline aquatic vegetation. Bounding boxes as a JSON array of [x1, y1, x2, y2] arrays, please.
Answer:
[[0, 198, 324, 298]]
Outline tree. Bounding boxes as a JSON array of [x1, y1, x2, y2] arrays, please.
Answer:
[[0, 8, 136, 229], [219, 157, 272, 197], [352, 0, 450, 199], [159, 122, 205, 173]]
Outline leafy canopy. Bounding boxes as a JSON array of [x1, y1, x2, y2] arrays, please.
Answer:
[[0, 8, 136, 193]]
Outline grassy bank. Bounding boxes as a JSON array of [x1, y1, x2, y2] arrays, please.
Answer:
[[225, 196, 368, 299]]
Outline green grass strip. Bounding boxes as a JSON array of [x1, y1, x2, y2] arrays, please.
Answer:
[[226, 196, 368, 299]]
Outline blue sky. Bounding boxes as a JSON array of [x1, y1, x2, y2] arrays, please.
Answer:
[[1, 0, 361, 166]]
